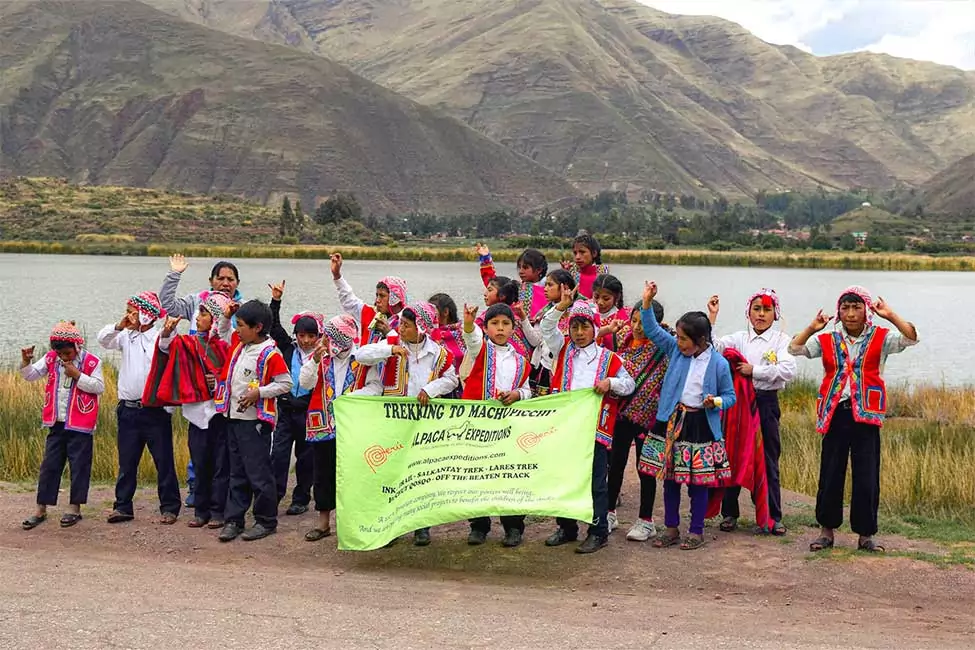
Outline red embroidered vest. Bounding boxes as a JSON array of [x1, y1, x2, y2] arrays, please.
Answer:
[[549, 342, 623, 448], [816, 327, 888, 434], [306, 357, 359, 442], [215, 343, 283, 424], [462, 341, 530, 401], [380, 346, 453, 397], [42, 350, 100, 434]]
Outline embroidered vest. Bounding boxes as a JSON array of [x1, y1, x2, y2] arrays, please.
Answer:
[[816, 327, 888, 434], [42, 350, 100, 434], [215, 343, 282, 424], [306, 357, 359, 442], [549, 342, 623, 448], [353, 307, 400, 388], [462, 340, 530, 401], [380, 347, 453, 397]]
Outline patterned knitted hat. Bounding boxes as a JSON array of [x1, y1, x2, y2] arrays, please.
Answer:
[[201, 292, 232, 320], [323, 314, 358, 352], [746, 288, 781, 320], [50, 321, 84, 346], [128, 291, 166, 321], [837, 285, 873, 325], [378, 276, 408, 308], [291, 311, 325, 336], [404, 301, 438, 334], [567, 299, 599, 327]]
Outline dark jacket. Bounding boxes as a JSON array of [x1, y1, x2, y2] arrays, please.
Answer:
[[270, 299, 311, 412]]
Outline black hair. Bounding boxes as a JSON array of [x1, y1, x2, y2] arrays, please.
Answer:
[[428, 293, 458, 325], [236, 299, 272, 337], [488, 276, 519, 305], [839, 292, 866, 305], [573, 231, 602, 264], [293, 316, 321, 336], [546, 268, 576, 290], [51, 340, 76, 352], [592, 274, 624, 309], [401, 308, 417, 325], [675, 311, 712, 349], [210, 261, 240, 283], [569, 316, 596, 331], [633, 298, 664, 324], [484, 303, 515, 325], [516, 248, 548, 278]]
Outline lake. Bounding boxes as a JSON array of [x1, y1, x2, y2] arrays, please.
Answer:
[[0, 253, 967, 386]]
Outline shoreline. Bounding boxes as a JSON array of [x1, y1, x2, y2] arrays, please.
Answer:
[[1, 240, 973, 271]]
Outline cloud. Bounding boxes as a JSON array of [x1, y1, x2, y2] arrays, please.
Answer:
[[640, 0, 975, 70]]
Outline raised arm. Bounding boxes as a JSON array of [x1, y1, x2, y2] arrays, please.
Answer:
[[268, 281, 292, 352], [640, 282, 677, 356], [789, 310, 831, 357], [476, 243, 498, 287], [159, 254, 200, 320], [541, 285, 573, 358], [330, 253, 366, 318]]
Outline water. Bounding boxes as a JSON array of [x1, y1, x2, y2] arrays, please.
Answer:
[[0, 254, 968, 385]]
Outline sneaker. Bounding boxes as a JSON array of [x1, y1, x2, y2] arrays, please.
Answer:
[[468, 529, 488, 545], [575, 533, 608, 554], [626, 519, 657, 542], [241, 523, 277, 541], [607, 511, 619, 533], [413, 528, 431, 546], [544, 528, 578, 547], [501, 529, 523, 548]]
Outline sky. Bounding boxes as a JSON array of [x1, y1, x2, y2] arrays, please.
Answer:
[[640, 1, 975, 70]]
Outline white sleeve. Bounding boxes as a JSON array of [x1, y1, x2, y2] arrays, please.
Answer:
[[19, 358, 48, 382], [540, 308, 566, 358], [355, 343, 394, 366], [422, 365, 460, 398], [298, 356, 321, 391], [520, 317, 543, 348], [353, 366, 383, 396], [752, 334, 798, 384], [97, 324, 124, 350], [259, 372, 293, 399], [76, 359, 106, 395], [462, 326, 483, 356], [609, 363, 635, 397], [157, 331, 176, 353], [334, 277, 366, 320]]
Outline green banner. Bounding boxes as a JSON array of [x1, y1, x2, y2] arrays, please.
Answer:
[[334, 391, 600, 551]]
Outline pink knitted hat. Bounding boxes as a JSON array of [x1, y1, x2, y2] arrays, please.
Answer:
[[837, 285, 873, 325], [379, 276, 408, 308], [201, 292, 232, 320], [291, 311, 325, 336], [50, 321, 84, 347], [567, 299, 599, 327], [404, 301, 438, 334], [324, 314, 358, 351], [746, 288, 781, 320], [128, 291, 166, 321]]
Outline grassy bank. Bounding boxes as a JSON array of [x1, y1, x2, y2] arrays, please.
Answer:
[[1, 368, 973, 524], [2, 240, 974, 271]]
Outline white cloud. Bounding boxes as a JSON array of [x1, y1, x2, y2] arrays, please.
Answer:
[[640, 0, 975, 70]]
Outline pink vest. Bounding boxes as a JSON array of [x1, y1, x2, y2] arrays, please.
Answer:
[[42, 350, 101, 434]]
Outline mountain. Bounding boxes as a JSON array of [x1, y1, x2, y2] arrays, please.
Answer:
[[146, 0, 975, 198], [0, 1, 576, 215], [920, 155, 975, 216]]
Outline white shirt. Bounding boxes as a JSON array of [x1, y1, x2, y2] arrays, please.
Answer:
[[97, 324, 161, 401], [461, 326, 532, 401], [298, 351, 354, 393], [228, 338, 293, 421], [157, 331, 217, 430], [21, 354, 106, 422], [680, 346, 712, 408], [334, 276, 366, 322], [715, 328, 797, 392], [540, 308, 635, 395], [355, 336, 459, 398]]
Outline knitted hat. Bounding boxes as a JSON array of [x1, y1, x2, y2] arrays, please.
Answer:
[[50, 321, 84, 347], [323, 314, 358, 352], [567, 299, 599, 327], [379, 276, 408, 308], [201, 292, 232, 320], [128, 291, 166, 321], [404, 301, 438, 334], [746, 288, 781, 321], [291, 311, 325, 336], [837, 285, 873, 325]]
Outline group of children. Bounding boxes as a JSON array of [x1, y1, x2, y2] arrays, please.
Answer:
[[19, 233, 919, 555]]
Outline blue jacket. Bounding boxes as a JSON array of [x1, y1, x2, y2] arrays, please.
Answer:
[[641, 307, 736, 441]]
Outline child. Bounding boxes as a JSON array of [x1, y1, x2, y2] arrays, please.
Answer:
[[98, 292, 182, 525], [526, 269, 576, 397], [592, 274, 630, 351], [268, 280, 319, 516], [429, 293, 466, 374], [541, 289, 635, 554], [478, 276, 536, 361], [708, 289, 797, 535], [214, 300, 293, 542], [638, 281, 736, 551], [606, 299, 669, 541], [476, 243, 549, 319], [330, 253, 407, 347], [146, 293, 232, 529], [461, 303, 533, 548], [561, 232, 610, 299], [299, 314, 361, 542], [19, 322, 105, 530], [790, 286, 917, 553], [355, 301, 460, 546]]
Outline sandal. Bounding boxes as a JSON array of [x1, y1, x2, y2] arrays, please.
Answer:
[[857, 538, 886, 553], [158, 512, 178, 525], [21, 514, 46, 530], [771, 521, 787, 536], [304, 528, 332, 542], [206, 519, 225, 530], [719, 516, 738, 533], [809, 536, 834, 552], [59, 513, 82, 528], [680, 534, 706, 551], [107, 511, 134, 524], [187, 517, 209, 528], [652, 530, 681, 548]]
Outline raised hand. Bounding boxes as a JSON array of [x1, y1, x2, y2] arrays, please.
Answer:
[[169, 254, 188, 274], [707, 295, 720, 316], [463, 304, 479, 330], [223, 302, 240, 319], [161, 316, 181, 336], [475, 243, 490, 257], [511, 301, 526, 321], [268, 280, 286, 301], [20, 346, 35, 367], [556, 284, 575, 310], [313, 338, 329, 363], [560, 259, 572, 271], [117, 310, 138, 331], [642, 281, 657, 309], [871, 296, 893, 320], [330, 253, 343, 280], [809, 309, 832, 332]]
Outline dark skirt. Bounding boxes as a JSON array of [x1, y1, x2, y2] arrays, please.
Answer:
[[529, 365, 551, 398], [638, 406, 731, 486]]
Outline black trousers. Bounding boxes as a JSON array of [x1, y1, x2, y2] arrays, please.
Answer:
[[187, 415, 229, 522], [607, 416, 657, 520], [113, 405, 181, 516], [816, 404, 881, 537], [225, 419, 278, 528], [557, 442, 609, 538], [271, 406, 314, 507], [722, 390, 783, 521], [311, 439, 337, 512], [36, 423, 93, 506], [469, 515, 526, 534]]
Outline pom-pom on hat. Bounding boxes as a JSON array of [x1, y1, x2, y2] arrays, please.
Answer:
[[746, 288, 781, 321], [50, 321, 84, 346]]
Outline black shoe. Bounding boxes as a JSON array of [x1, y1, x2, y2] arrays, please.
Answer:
[[468, 529, 488, 546], [286, 504, 309, 516], [241, 523, 277, 541], [502, 529, 523, 548], [218, 522, 243, 542], [413, 528, 431, 546], [575, 533, 608, 554], [545, 528, 578, 547]]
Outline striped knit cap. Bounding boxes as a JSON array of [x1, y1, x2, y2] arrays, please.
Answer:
[[379, 276, 408, 308], [323, 314, 358, 352], [128, 291, 166, 321], [50, 321, 84, 346], [567, 299, 599, 327], [404, 301, 438, 334], [201, 292, 232, 320]]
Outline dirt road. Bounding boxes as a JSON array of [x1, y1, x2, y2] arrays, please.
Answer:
[[0, 483, 971, 649]]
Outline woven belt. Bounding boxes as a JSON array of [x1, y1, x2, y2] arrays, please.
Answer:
[[121, 400, 143, 409]]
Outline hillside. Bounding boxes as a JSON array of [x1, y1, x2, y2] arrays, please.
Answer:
[[0, 1, 576, 215], [147, 0, 975, 198], [920, 155, 975, 216]]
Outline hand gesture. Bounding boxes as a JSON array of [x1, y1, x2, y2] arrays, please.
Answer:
[[223, 302, 240, 319], [390, 345, 408, 360], [161, 316, 181, 336], [463, 304, 479, 330], [556, 284, 575, 310], [475, 243, 490, 257], [703, 395, 716, 409], [560, 259, 572, 271], [20, 346, 35, 367], [169, 254, 188, 274], [417, 390, 431, 406], [511, 301, 526, 321], [498, 390, 521, 406], [373, 319, 391, 336], [268, 280, 286, 301], [62, 362, 81, 380], [330, 253, 343, 280], [642, 281, 657, 309], [117, 311, 138, 331], [809, 309, 832, 332], [737, 362, 753, 377], [707, 295, 720, 317], [594, 378, 612, 395], [871, 296, 893, 320], [313, 338, 329, 363]]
